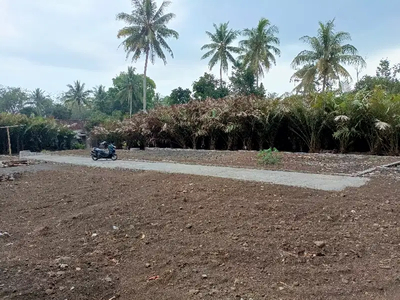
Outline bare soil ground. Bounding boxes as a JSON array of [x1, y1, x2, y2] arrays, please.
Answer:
[[1, 158, 400, 300], [54, 149, 400, 175]]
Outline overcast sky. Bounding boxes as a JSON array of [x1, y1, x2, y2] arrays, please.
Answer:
[[1, 0, 400, 99]]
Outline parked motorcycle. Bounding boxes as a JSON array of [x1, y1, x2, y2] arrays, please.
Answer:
[[91, 143, 117, 161]]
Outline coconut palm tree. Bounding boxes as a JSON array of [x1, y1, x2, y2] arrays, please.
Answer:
[[291, 19, 366, 93], [63, 80, 91, 111], [116, 66, 141, 118], [92, 85, 108, 113], [201, 22, 241, 86], [239, 18, 280, 86], [25, 88, 53, 116], [116, 0, 179, 112], [92, 85, 107, 103]]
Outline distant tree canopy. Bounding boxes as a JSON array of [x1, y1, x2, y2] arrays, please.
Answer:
[[229, 61, 266, 97], [355, 59, 400, 94], [167, 87, 192, 105], [0, 87, 29, 114], [192, 73, 230, 100]]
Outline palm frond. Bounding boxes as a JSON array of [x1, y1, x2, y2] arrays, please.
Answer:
[[291, 19, 364, 92]]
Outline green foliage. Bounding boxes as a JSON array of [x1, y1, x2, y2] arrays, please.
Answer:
[[0, 87, 29, 113], [24, 88, 54, 117], [168, 87, 192, 105], [51, 104, 72, 119], [284, 92, 336, 152], [239, 18, 280, 85], [19, 106, 38, 117], [291, 19, 366, 93], [116, 0, 179, 111], [0, 113, 75, 154], [63, 80, 91, 111], [111, 67, 157, 115], [192, 73, 229, 100], [72, 142, 86, 150], [92, 85, 109, 113], [355, 59, 400, 94], [257, 148, 282, 165], [376, 59, 392, 78], [229, 61, 266, 96], [201, 22, 241, 83], [115, 66, 141, 117]]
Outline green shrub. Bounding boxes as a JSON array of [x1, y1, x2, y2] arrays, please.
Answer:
[[72, 142, 86, 150], [0, 113, 75, 154], [257, 148, 282, 165]]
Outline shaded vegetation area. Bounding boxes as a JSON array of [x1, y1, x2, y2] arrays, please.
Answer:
[[0, 113, 74, 154], [91, 86, 400, 155]]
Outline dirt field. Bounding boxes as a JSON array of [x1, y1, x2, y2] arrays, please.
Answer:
[[1, 154, 400, 300], [54, 148, 400, 175]]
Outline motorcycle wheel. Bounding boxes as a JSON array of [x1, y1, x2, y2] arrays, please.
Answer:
[[111, 154, 117, 161], [91, 154, 98, 161]]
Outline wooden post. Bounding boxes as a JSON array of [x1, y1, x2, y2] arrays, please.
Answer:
[[7, 126, 11, 156], [0, 125, 24, 157]]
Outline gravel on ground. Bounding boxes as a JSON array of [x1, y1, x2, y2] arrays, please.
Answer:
[[22, 154, 369, 191]]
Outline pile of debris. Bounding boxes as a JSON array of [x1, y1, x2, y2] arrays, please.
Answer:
[[1, 159, 29, 168], [0, 172, 20, 182], [0, 160, 28, 182]]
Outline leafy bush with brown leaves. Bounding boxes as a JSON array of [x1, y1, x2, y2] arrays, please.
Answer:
[[91, 88, 400, 155]]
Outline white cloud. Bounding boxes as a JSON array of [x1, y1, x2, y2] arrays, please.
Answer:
[[354, 46, 400, 77], [33, 0, 96, 16], [1, 0, 400, 100], [0, 0, 198, 97], [0, 56, 109, 99], [0, 0, 20, 38]]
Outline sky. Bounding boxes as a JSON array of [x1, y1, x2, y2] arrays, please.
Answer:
[[1, 0, 400, 99]]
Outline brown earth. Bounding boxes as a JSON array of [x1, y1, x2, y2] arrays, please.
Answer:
[[54, 148, 400, 175], [1, 161, 400, 300]]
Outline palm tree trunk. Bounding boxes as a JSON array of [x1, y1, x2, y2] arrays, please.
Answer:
[[322, 75, 327, 92], [220, 63, 223, 87], [128, 90, 132, 118], [143, 50, 149, 112]]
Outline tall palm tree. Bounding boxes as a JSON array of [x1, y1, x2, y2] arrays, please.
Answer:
[[92, 85, 108, 112], [116, 0, 179, 112], [201, 22, 241, 86], [63, 80, 91, 111], [291, 19, 366, 93], [239, 18, 280, 86], [26, 88, 50, 116], [92, 85, 107, 102], [116, 66, 141, 118]]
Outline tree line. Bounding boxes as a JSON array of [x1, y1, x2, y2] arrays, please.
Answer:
[[1, 0, 400, 156], [2, 0, 400, 120], [0, 113, 75, 154], [90, 85, 400, 155], [114, 0, 396, 110]]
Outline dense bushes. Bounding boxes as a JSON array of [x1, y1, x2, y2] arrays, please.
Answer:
[[0, 113, 75, 154], [91, 87, 400, 155]]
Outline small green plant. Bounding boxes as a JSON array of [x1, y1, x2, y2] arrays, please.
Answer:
[[257, 147, 282, 165], [72, 142, 86, 150]]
